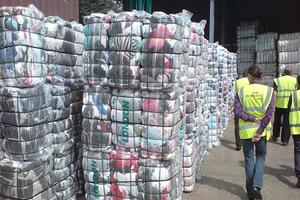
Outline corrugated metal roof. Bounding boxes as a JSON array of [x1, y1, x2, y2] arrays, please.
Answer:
[[0, 0, 79, 21]]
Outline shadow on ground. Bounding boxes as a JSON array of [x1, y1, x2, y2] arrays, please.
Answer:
[[238, 161, 295, 188], [221, 139, 237, 151], [265, 164, 295, 188], [200, 176, 248, 200]]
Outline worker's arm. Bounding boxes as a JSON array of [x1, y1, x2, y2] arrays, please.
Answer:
[[273, 81, 277, 91], [287, 95, 292, 113], [234, 95, 256, 122], [256, 92, 276, 135]]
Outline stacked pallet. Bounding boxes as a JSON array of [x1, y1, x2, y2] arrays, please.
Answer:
[[255, 33, 278, 86], [278, 33, 300, 76]]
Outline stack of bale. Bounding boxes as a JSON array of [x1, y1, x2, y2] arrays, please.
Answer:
[[196, 37, 210, 181], [228, 52, 238, 109], [82, 85, 111, 199], [217, 46, 232, 131], [182, 20, 203, 192], [255, 33, 278, 86], [44, 16, 85, 198], [109, 11, 144, 199], [0, 5, 54, 199], [237, 22, 258, 77], [81, 13, 112, 200], [278, 33, 300, 76], [140, 12, 185, 199], [207, 43, 221, 148]]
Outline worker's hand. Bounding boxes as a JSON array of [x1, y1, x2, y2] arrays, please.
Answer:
[[255, 116, 264, 124], [251, 133, 261, 142]]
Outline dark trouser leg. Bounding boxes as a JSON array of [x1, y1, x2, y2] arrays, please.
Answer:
[[253, 137, 267, 189], [234, 117, 241, 147], [293, 135, 300, 178], [281, 108, 291, 143], [273, 108, 284, 139], [242, 139, 255, 193]]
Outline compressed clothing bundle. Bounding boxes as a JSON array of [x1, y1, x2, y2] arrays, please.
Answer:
[[83, 14, 110, 86], [108, 11, 144, 89]]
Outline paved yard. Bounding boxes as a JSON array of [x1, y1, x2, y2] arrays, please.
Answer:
[[184, 120, 299, 200]]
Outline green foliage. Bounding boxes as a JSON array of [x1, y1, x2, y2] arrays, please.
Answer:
[[79, 0, 122, 22]]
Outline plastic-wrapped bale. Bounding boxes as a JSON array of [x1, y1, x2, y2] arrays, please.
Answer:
[[0, 150, 55, 199], [0, 89, 54, 199], [108, 11, 146, 89], [0, 5, 47, 88], [140, 11, 186, 199], [47, 84, 78, 199], [110, 89, 142, 199], [0, 86, 53, 160], [0, 5, 55, 199], [255, 33, 278, 86], [43, 16, 85, 196], [278, 33, 300, 76], [236, 21, 258, 77], [83, 13, 110, 86], [44, 16, 85, 86], [82, 85, 112, 200]]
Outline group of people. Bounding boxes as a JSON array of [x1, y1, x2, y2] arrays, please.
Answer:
[[233, 65, 300, 200]]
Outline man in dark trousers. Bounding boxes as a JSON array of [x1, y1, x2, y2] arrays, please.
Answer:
[[273, 67, 297, 145]]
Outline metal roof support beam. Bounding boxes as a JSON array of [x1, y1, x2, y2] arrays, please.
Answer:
[[209, 0, 215, 42]]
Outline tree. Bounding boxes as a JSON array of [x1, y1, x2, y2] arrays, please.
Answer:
[[79, 0, 122, 22]]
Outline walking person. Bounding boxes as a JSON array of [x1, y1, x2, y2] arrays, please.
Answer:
[[272, 67, 297, 145], [234, 68, 250, 151], [234, 65, 275, 200], [288, 75, 300, 188]]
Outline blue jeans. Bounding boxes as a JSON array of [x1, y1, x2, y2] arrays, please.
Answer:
[[242, 137, 267, 192]]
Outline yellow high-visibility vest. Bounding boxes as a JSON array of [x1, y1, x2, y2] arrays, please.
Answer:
[[238, 84, 273, 140], [234, 77, 250, 94], [274, 75, 297, 108], [289, 90, 300, 135]]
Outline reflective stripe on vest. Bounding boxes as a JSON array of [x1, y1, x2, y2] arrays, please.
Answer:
[[239, 86, 272, 112], [238, 84, 273, 140], [274, 76, 297, 108], [235, 77, 249, 94], [289, 90, 300, 135]]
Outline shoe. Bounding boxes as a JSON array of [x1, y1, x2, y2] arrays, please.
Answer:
[[236, 145, 242, 151], [271, 136, 278, 141], [296, 178, 300, 188], [281, 142, 288, 146], [252, 187, 262, 199]]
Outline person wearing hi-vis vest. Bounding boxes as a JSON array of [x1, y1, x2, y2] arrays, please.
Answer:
[[234, 68, 250, 151], [287, 75, 300, 188], [234, 66, 275, 200], [272, 67, 297, 145]]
